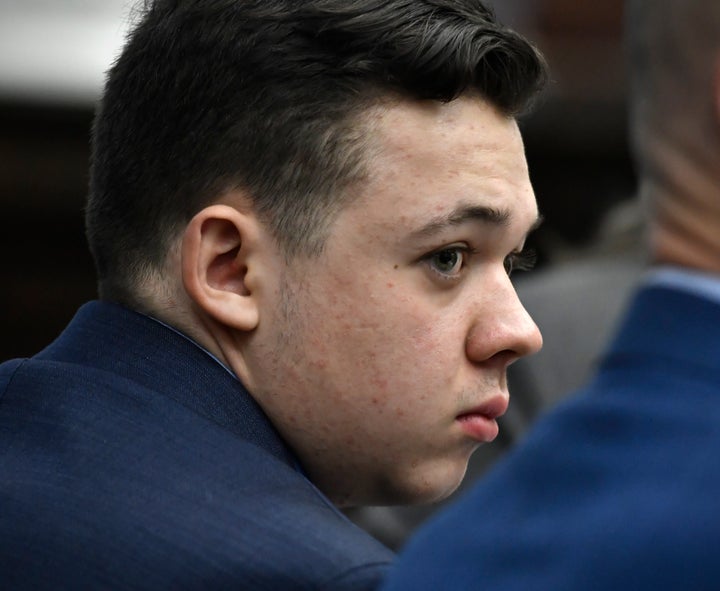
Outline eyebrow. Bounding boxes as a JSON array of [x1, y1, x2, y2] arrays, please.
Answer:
[[409, 203, 543, 240]]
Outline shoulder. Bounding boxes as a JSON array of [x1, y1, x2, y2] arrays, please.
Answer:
[[0, 358, 392, 590]]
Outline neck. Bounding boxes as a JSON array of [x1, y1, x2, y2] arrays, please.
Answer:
[[641, 132, 720, 273]]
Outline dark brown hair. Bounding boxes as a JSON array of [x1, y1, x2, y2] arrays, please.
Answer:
[[87, 0, 547, 303]]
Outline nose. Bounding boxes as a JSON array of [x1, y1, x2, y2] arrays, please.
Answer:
[[465, 278, 543, 367]]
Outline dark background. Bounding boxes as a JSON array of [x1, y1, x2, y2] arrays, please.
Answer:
[[0, 0, 635, 361]]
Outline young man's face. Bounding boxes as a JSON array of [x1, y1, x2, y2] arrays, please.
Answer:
[[246, 95, 542, 507]]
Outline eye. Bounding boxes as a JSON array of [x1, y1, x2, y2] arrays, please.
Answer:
[[426, 246, 468, 278], [504, 248, 537, 275]]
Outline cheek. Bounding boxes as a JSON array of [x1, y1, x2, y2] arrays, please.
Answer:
[[297, 277, 466, 394], [359, 307, 462, 393]]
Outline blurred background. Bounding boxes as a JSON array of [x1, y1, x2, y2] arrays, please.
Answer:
[[0, 0, 635, 361]]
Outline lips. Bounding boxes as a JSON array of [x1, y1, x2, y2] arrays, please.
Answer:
[[455, 395, 509, 442]]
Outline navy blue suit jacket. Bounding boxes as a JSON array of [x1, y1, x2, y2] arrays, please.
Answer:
[[0, 301, 392, 590], [382, 286, 720, 590]]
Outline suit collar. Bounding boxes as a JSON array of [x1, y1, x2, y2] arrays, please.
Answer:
[[37, 300, 298, 467], [604, 285, 720, 374], [644, 266, 720, 306]]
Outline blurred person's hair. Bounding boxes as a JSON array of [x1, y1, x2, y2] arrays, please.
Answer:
[[625, 0, 720, 171]]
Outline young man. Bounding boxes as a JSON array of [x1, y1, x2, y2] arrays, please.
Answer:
[[0, 1, 545, 588], [382, 0, 720, 589]]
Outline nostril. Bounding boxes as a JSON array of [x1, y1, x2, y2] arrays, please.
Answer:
[[467, 348, 521, 371], [490, 349, 522, 369]]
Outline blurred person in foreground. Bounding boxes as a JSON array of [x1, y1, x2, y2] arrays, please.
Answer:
[[381, 0, 720, 589], [0, 1, 547, 589]]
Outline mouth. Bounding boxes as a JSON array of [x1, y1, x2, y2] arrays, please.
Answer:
[[455, 395, 509, 443]]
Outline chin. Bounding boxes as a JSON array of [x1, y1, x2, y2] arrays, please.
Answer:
[[377, 466, 467, 507], [327, 457, 470, 507]]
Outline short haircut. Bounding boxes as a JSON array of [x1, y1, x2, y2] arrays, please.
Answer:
[[87, 0, 547, 304], [625, 0, 720, 160]]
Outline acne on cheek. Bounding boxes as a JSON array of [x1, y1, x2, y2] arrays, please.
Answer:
[[310, 358, 328, 370], [408, 328, 444, 357], [370, 393, 409, 425], [369, 374, 390, 395], [369, 395, 388, 415]]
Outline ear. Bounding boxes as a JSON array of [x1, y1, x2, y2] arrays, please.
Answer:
[[181, 204, 263, 332]]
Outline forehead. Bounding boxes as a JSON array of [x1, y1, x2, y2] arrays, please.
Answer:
[[345, 95, 537, 234], [371, 95, 522, 152]]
